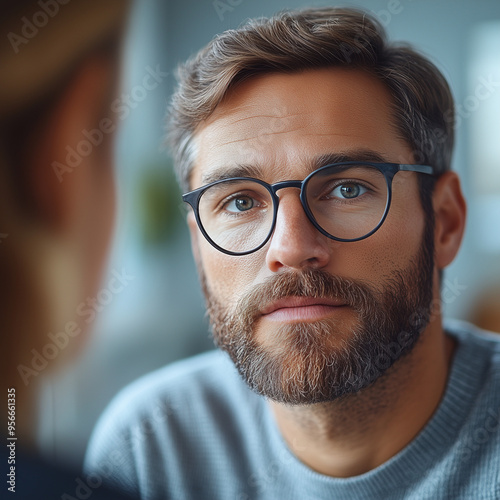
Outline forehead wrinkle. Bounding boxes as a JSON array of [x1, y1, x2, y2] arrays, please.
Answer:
[[302, 132, 370, 138], [215, 124, 308, 147], [208, 105, 308, 132], [223, 112, 303, 126]]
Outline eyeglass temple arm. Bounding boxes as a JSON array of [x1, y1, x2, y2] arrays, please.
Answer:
[[398, 164, 434, 175]]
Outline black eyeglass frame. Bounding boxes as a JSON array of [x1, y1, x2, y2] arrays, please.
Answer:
[[182, 161, 435, 256]]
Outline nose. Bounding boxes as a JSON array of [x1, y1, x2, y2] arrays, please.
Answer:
[[265, 189, 332, 272]]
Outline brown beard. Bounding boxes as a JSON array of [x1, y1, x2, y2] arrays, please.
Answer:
[[200, 221, 435, 405]]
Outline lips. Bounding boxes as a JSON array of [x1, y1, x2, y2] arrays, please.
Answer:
[[260, 296, 348, 322]]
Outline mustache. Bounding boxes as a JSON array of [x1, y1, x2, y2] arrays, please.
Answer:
[[231, 268, 378, 322]]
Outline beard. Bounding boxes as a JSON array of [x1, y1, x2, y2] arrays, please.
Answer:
[[199, 220, 435, 405]]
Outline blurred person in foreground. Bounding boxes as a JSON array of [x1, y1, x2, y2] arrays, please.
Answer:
[[0, 1, 136, 498], [86, 7, 500, 500]]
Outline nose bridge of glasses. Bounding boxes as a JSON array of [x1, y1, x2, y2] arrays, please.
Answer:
[[270, 179, 307, 215], [270, 179, 304, 196], [270, 179, 313, 229]]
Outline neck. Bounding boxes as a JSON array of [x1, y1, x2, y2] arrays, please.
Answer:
[[269, 323, 456, 478]]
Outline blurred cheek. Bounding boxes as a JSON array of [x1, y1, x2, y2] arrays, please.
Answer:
[[47, 165, 115, 365], [78, 151, 116, 320], [90, 167, 116, 299]]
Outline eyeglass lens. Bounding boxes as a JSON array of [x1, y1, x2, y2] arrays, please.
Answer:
[[197, 164, 389, 253]]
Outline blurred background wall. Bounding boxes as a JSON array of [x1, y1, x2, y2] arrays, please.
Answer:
[[37, 0, 500, 467]]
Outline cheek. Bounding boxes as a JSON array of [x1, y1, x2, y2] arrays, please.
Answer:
[[328, 189, 426, 281], [199, 241, 261, 307], [366, 192, 426, 274]]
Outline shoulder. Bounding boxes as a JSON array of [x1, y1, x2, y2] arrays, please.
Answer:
[[8, 448, 136, 500], [88, 349, 255, 441], [445, 318, 500, 360], [109, 349, 238, 403], [444, 319, 500, 416], [84, 349, 265, 496]]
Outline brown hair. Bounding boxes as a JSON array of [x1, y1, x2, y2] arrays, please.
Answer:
[[166, 6, 455, 205]]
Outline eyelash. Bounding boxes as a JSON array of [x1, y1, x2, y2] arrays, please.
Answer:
[[318, 179, 373, 200], [217, 192, 264, 214]]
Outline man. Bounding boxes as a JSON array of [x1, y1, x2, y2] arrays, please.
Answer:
[[85, 8, 500, 499]]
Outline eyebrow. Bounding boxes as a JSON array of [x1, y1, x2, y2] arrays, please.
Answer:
[[201, 163, 265, 185], [310, 150, 389, 171], [200, 149, 390, 186]]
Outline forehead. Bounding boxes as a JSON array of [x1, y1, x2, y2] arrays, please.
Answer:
[[191, 67, 413, 188]]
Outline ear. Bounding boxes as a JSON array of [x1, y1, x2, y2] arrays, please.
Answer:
[[25, 56, 115, 234], [432, 171, 467, 270]]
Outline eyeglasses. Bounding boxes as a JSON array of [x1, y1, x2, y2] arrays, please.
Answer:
[[183, 161, 435, 256]]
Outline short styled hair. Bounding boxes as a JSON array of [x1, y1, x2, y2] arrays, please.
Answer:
[[166, 7, 455, 199]]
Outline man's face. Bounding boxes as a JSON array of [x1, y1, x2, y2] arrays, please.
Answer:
[[189, 68, 437, 404]]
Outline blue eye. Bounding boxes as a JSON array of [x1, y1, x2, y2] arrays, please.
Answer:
[[225, 196, 255, 212], [331, 183, 367, 199]]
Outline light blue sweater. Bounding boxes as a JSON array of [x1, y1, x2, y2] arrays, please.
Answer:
[[84, 321, 500, 499]]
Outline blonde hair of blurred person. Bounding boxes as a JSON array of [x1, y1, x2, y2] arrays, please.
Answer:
[[0, 0, 129, 451]]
